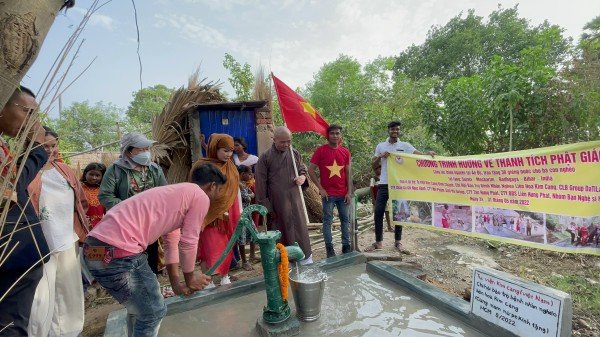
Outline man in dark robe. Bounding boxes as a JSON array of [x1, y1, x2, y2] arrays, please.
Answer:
[[255, 126, 313, 264]]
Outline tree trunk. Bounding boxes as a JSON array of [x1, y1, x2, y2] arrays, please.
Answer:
[[509, 107, 513, 151], [0, 0, 64, 108]]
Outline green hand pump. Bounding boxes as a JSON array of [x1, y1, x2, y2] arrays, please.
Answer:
[[206, 204, 305, 324]]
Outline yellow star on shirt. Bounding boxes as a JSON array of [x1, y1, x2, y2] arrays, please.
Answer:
[[326, 160, 344, 178], [300, 101, 317, 118]]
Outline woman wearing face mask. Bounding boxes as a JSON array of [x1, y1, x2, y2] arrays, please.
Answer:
[[99, 132, 167, 274]]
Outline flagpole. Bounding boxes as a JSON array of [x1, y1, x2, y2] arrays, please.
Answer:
[[286, 127, 311, 225]]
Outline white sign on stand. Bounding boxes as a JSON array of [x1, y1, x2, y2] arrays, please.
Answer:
[[471, 268, 570, 337]]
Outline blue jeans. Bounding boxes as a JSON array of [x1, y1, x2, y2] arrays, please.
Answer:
[[322, 196, 350, 247], [84, 238, 166, 337]]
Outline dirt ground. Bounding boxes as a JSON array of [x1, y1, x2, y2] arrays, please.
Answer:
[[83, 226, 600, 337]]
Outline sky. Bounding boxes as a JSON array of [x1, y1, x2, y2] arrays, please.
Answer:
[[24, 0, 600, 117]]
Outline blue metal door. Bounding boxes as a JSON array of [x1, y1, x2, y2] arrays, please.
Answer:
[[199, 109, 258, 155]]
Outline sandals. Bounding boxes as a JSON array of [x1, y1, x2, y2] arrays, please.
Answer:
[[394, 242, 403, 251], [242, 262, 254, 271], [161, 286, 175, 298], [365, 242, 383, 252], [395, 242, 410, 254]]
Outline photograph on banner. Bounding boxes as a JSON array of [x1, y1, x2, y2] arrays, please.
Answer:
[[546, 215, 600, 248], [433, 203, 472, 232], [392, 199, 432, 225], [473, 207, 545, 243]]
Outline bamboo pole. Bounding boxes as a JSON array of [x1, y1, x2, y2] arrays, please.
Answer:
[[288, 143, 310, 224]]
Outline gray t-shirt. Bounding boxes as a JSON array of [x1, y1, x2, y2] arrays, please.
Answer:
[[374, 140, 416, 184]]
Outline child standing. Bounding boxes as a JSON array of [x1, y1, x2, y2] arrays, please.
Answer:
[[441, 204, 450, 229], [81, 163, 106, 229], [238, 165, 257, 271]]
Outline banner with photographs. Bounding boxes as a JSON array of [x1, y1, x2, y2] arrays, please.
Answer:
[[388, 141, 600, 255]]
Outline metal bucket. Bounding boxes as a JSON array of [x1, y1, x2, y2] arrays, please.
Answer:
[[289, 270, 326, 322]]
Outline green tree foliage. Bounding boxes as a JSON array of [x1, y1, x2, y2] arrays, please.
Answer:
[[223, 53, 254, 101], [580, 15, 600, 53], [562, 16, 600, 142], [420, 45, 578, 155], [394, 6, 571, 83], [303, 55, 380, 184], [412, 7, 600, 156], [54, 101, 121, 152], [420, 76, 488, 155], [126, 84, 173, 132], [302, 55, 442, 184], [482, 48, 556, 152]]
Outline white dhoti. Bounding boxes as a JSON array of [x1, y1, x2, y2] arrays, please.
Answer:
[[28, 246, 84, 337]]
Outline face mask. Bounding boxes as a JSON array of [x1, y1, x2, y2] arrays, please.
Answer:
[[131, 151, 152, 166]]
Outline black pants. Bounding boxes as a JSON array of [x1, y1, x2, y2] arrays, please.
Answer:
[[146, 240, 160, 274], [0, 266, 43, 336], [374, 184, 402, 242]]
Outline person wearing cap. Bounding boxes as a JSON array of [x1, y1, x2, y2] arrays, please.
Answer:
[[99, 132, 167, 274]]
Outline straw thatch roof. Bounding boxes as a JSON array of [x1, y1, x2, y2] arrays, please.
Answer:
[[150, 68, 323, 222], [252, 65, 272, 108], [151, 70, 226, 183]]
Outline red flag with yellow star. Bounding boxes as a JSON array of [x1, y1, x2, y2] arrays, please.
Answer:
[[272, 73, 329, 137]]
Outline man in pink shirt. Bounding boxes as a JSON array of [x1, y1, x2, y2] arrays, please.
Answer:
[[83, 163, 226, 337]]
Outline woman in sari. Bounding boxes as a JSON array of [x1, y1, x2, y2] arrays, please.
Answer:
[[192, 134, 241, 285]]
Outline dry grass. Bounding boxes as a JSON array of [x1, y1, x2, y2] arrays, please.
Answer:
[[304, 176, 323, 222], [252, 65, 272, 108], [0, 116, 47, 297], [151, 69, 226, 183], [1, 1, 104, 313]]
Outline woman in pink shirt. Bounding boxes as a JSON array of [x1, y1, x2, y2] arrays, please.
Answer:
[[83, 163, 226, 337]]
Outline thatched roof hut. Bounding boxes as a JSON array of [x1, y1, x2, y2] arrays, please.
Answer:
[[151, 72, 226, 183], [151, 70, 322, 222]]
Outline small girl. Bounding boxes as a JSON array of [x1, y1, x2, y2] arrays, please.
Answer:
[[80, 162, 107, 229], [238, 165, 257, 271]]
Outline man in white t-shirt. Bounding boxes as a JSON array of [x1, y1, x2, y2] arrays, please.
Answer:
[[369, 121, 435, 252]]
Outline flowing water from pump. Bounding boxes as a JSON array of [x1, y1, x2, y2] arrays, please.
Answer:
[[290, 265, 327, 283]]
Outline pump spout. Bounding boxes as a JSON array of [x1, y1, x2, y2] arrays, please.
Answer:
[[284, 243, 305, 262], [211, 204, 306, 325]]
